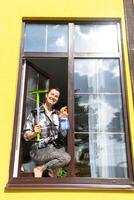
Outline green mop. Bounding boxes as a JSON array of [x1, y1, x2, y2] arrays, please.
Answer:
[[30, 89, 48, 141]]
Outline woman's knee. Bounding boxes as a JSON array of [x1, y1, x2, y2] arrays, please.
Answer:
[[63, 152, 71, 165]]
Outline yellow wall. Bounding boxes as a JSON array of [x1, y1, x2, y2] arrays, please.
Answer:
[[0, 0, 133, 199]]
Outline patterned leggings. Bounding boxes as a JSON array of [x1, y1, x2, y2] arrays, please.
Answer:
[[30, 143, 71, 170]]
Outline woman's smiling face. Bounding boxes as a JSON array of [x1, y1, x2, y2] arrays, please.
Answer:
[[46, 89, 60, 106]]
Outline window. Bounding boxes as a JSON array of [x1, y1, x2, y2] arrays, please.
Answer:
[[6, 21, 134, 190], [74, 59, 128, 178], [24, 24, 68, 52]]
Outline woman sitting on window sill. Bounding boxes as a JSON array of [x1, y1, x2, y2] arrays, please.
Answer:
[[22, 88, 71, 178]]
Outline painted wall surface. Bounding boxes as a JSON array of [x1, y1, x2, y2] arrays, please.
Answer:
[[0, 0, 133, 199]]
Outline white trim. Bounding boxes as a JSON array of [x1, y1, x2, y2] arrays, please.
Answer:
[[13, 60, 26, 177]]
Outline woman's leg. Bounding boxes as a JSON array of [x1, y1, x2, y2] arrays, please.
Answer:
[[43, 148, 71, 169], [31, 145, 71, 177], [33, 146, 71, 177]]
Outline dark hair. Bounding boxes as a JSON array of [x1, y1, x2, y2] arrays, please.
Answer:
[[48, 88, 61, 94]]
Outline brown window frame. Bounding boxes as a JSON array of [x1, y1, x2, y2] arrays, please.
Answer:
[[6, 19, 134, 190], [123, 0, 134, 99]]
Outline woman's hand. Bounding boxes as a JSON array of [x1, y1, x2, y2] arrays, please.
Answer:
[[59, 106, 68, 117], [24, 124, 41, 140]]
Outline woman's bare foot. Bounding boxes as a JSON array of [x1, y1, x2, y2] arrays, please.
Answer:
[[34, 165, 46, 178]]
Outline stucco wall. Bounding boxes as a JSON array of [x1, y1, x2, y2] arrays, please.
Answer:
[[0, 0, 133, 199]]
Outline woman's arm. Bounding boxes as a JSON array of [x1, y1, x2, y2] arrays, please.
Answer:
[[23, 112, 40, 141]]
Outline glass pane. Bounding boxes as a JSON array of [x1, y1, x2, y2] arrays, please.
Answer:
[[75, 133, 90, 177], [75, 94, 89, 132], [38, 73, 49, 104], [74, 59, 121, 93], [75, 133, 128, 178], [26, 66, 38, 117], [75, 59, 97, 93], [47, 25, 67, 52], [24, 24, 67, 52], [75, 24, 118, 52], [25, 65, 49, 118], [98, 59, 121, 93], [89, 133, 128, 178], [75, 94, 124, 132], [24, 24, 46, 52]]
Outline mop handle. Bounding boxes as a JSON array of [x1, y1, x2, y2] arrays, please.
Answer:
[[36, 93, 40, 141], [30, 89, 48, 141]]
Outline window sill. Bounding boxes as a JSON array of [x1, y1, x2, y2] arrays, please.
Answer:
[[5, 177, 134, 191]]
